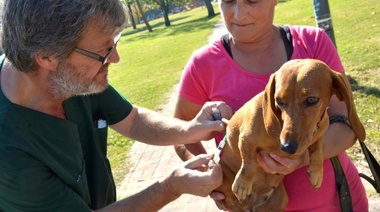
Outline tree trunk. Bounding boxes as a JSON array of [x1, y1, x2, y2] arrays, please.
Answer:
[[162, 6, 171, 26], [136, 0, 153, 32], [160, 0, 171, 27], [127, 2, 137, 30], [204, 0, 215, 17]]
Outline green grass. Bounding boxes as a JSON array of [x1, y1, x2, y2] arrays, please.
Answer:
[[108, 0, 380, 189]]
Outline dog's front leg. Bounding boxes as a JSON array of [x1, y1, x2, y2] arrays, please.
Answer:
[[307, 138, 324, 189], [232, 134, 258, 203]]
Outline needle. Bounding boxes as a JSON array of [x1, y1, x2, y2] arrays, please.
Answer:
[[211, 108, 226, 163], [214, 136, 227, 163]]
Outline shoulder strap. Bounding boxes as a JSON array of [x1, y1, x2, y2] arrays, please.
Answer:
[[221, 33, 233, 59], [278, 26, 293, 60], [330, 156, 353, 212], [221, 28, 293, 61]]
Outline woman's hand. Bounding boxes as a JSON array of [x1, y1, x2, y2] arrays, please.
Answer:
[[210, 190, 228, 211], [257, 152, 310, 175]]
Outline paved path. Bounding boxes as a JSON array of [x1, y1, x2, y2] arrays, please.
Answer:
[[117, 20, 379, 211]]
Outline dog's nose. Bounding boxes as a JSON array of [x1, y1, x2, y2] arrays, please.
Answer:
[[281, 140, 298, 154]]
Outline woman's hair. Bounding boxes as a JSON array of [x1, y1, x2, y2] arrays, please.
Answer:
[[1, 0, 126, 73]]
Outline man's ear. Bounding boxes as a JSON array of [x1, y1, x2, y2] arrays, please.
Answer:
[[34, 51, 59, 71]]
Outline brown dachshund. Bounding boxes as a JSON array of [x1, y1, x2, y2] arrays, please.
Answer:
[[215, 59, 366, 212]]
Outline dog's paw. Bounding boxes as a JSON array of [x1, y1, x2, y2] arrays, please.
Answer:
[[307, 168, 323, 189], [232, 178, 252, 202]]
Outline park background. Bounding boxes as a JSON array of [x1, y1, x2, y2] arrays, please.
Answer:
[[113, 1, 380, 210], [107, 0, 379, 198], [0, 0, 378, 210]]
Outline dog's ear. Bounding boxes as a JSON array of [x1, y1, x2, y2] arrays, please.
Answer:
[[263, 73, 282, 138], [330, 70, 366, 141]]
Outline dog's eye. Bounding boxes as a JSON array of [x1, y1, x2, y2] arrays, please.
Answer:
[[275, 98, 284, 107], [306, 97, 319, 106]]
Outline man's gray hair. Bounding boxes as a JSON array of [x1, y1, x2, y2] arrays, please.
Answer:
[[1, 0, 126, 73]]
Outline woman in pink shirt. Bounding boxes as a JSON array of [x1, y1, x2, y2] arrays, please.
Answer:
[[173, 0, 368, 211]]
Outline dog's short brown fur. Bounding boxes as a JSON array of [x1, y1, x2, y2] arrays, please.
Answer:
[[215, 59, 366, 212]]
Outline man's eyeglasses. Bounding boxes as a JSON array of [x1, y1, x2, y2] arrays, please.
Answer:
[[74, 33, 122, 64]]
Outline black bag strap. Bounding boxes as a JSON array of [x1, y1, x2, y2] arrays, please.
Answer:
[[221, 26, 293, 60], [359, 141, 380, 193], [329, 116, 380, 193], [278, 26, 293, 60], [329, 115, 380, 211], [329, 115, 353, 211], [221, 33, 233, 58], [331, 156, 353, 212]]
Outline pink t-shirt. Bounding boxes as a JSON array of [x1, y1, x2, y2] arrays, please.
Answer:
[[179, 25, 368, 211]]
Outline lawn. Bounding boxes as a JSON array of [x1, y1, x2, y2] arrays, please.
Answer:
[[108, 0, 380, 193]]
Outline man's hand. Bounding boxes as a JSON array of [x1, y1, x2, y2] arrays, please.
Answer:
[[187, 101, 232, 142], [162, 154, 223, 197]]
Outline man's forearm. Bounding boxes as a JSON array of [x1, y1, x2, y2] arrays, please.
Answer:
[[130, 107, 192, 145], [112, 104, 225, 146], [96, 181, 180, 212], [128, 107, 222, 146], [111, 107, 191, 146]]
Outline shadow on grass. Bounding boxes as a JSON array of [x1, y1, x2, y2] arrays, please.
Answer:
[[122, 13, 221, 42], [348, 75, 380, 98], [165, 13, 221, 36], [122, 14, 192, 37], [122, 0, 291, 38]]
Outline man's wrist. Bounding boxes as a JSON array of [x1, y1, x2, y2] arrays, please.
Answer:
[[158, 176, 182, 200]]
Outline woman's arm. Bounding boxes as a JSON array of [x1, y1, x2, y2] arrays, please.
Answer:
[[173, 97, 209, 161]]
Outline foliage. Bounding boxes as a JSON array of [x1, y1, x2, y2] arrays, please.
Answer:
[[122, 0, 150, 27]]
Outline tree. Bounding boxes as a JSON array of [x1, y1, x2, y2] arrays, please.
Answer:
[[204, 0, 215, 17], [136, 0, 153, 32], [126, 1, 137, 29], [152, 0, 172, 26], [122, 0, 153, 32]]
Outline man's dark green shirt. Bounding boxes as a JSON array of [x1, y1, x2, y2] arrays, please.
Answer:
[[0, 55, 133, 211]]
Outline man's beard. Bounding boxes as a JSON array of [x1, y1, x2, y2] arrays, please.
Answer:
[[48, 61, 108, 99]]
